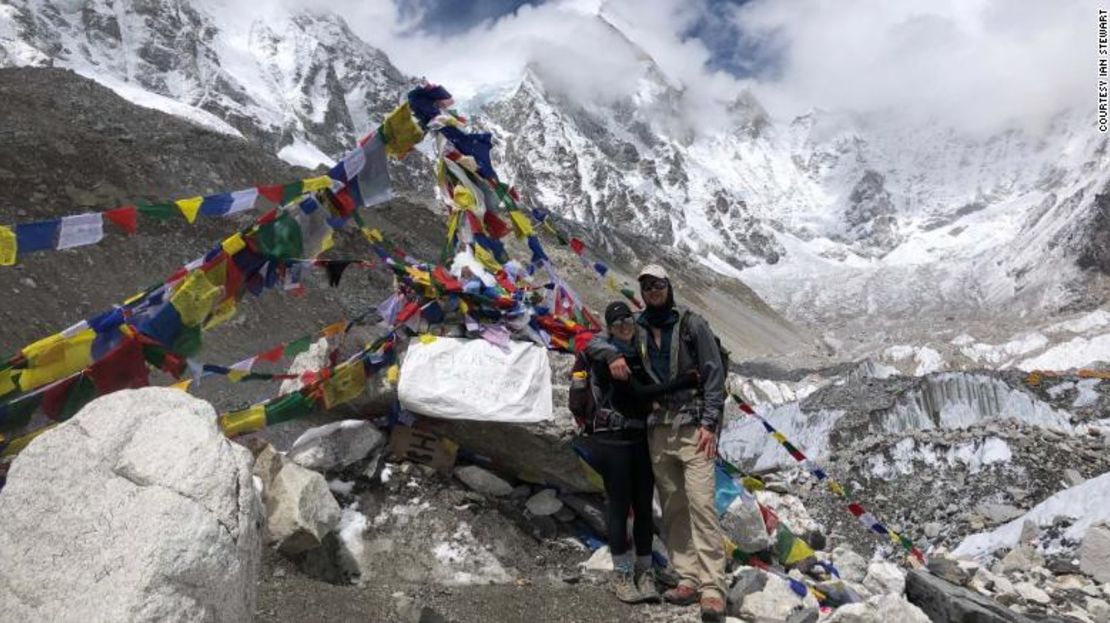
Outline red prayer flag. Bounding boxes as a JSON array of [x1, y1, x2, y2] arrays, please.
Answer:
[[42, 375, 80, 421], [257, 344, 285, 363], [258, 184, 285, 205], [482, 211, 510, 239], [89, 337, 149, 394], [432, 266, 462, 292], [847, 502, 865, 517], [569, 238, 585, 255], [465, 211, 483, 234], [105, 206, 138, 235]]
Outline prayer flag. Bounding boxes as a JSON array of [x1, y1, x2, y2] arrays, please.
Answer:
[[105, 206, 138, 234], [200, 193, 234, 217], [284, 336, 312, 358], [322, 361, 367, 408], [264, 391, 315, 425], [220, 404, 266, 437], [170, 270, 221, 327], [228, 188, 259, 214], [380, 102, 424, 158], [0, 225, 16, 265], [509, 211, 533, 238], [221, 233, 246, 256], [88, 337, 149, 394], [570, 238, 585, 255], [15, 220, 60, 254], [56, 213, 104, 250], [138, 202, 176, 220], [176, 197, 203, 223]]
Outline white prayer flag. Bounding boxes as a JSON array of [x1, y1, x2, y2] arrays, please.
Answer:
[[56, 213, 104, 250]]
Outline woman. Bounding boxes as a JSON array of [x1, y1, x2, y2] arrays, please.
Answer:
[[578, 301, 697, 604]]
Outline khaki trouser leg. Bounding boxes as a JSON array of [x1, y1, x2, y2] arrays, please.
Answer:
[[649, 426, 695, 587], [649, 425, 728, 600]]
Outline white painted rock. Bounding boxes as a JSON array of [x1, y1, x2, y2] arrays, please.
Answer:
[[827, 594, 930, 623], [1081, 522, 1110, 583], [288, 419, 386, 472], [582, 545, 614, 572], [454, 465, 513, 497], [0, 388, 262, 622], [525, 488, 564, 516], [261, 452, 342, 554], [862, 561, 906, 596], [832, 545, 869, 583]]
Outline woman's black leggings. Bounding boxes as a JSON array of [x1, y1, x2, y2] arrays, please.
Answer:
[[587, 430, 655, 557]]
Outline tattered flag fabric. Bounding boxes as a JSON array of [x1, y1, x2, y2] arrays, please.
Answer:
[[57, 213, 104, 250]]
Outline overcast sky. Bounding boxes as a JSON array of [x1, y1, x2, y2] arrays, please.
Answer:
[[284, 0, 1095, 134]]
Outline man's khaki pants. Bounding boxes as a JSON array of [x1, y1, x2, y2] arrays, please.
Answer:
[[648, 424, 727, 600]]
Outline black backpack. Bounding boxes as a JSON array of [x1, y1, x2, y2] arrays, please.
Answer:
[[680, 310, 730, 373], [568, 351, 601, 434]]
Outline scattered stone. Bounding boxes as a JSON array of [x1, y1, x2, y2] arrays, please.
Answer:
[[832, 546, 869, 583], [927, 553, 973, 586], [525, 489, 563, 516], [262, 453, 342, 554], [740, 574, 820, 622], [1080, 522, 1110, 583], [453, 465, 514, 497], [924, 522, 942, 539], [0, 388, 261, 622], [1065, 468, 1085, 487], [510, 484, 532, 499], [288, 420, 386, 472], [561, 494, 609, 538], [862, 561, 905, 596], [1013, 581, 1050, 604], [1086, 597, 1110, 623], [976, 502, 1025, 525], [1019, 519, 1038, 546], [553, 507, 577, 523], [1001, 546, 1043, 573], [826, 594, 930, 623], [726, 567, 768, 616]]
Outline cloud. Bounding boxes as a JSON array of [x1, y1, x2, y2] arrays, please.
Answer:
[[731, 0, 1093, 133]]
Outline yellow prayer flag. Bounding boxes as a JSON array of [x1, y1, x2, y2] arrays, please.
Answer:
[[508, 211, 533, 238], [386, 364, 400, 385], [220, 405, 266, 437], [382, 102, 425, 158], [19, 329, 96, 391], [418, 334, 437, 344], [204, 297, 238, 330], [446, 211, 461, 245], [1, 424, 55, 458], [458, 300, 469, 315], [606, 275, 620, 294], [320, 231, 334, 254], [321, 321, 347, 338], [406, 266, 431, 286], [0, 368, 17, 398], [0, 225, 17, 266], [221, 233, 246, 256], [170, 379, 193, 392], [171, 270, 221, 327], [473, 243, 501, 271], [361, 227, 384, 243], [771, 431, 788, 443], [176, 197, 203, 224], [323, 361, 367, 409], [452, 186, 477, 211], [781, 532, 816, 565], [302, 176, 333, 193], [827, 480, 846, 497]]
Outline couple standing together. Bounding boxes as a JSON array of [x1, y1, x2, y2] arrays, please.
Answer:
[[577, 264, 728, 623]]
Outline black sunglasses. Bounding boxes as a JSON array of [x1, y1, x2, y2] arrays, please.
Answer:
[[609, 316, 635, 327], [641, 279, 668, 292]]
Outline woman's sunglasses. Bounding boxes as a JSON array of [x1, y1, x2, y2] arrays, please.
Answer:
[[641, 279, 668, 292], [609, 317, 635, 327]]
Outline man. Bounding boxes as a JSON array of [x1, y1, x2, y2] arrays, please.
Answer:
[[586, 264, 728, 623]]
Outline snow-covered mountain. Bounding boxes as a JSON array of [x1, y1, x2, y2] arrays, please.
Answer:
[[3, 0, 1108, 345]]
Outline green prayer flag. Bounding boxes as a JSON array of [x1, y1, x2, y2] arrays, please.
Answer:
[[281, 181, 305, 205], [172, 324, 203, 358], [265, 391, 315, 425], [255, 212, 304, 260], [0, 393, 41, 433], [138, 202, 177, 220], [60, 374, 97, 421], [283, 336, 312, 358]]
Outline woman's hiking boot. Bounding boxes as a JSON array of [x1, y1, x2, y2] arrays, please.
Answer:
[[662, 583, 700, 605], [653, 564, 681, 589], [634, 567, 662, 603], [613, 567, 645, 604]]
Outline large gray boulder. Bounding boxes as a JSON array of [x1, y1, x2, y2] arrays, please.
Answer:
[[0, 388, 262, 622], [826, 594, 930, 623]]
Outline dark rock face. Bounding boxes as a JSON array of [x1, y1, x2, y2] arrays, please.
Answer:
[[1076, 186, 1110, 274], [843, 169, 899, 255]]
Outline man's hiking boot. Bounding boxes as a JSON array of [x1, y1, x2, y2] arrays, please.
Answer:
[[634, 567, 661, 603], [699, 595, 726, 623], [662, 583, 699, 605]]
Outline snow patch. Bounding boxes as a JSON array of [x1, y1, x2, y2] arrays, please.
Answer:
[[278, 139, 334, 168], [868, 437, 1012, 479], [1045, 310, 1110, 335], [431, 522, 514, 585], [1019, 334, 1110, 371], [83, 73, 245, 138], [954, 471, 1110, 558]]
